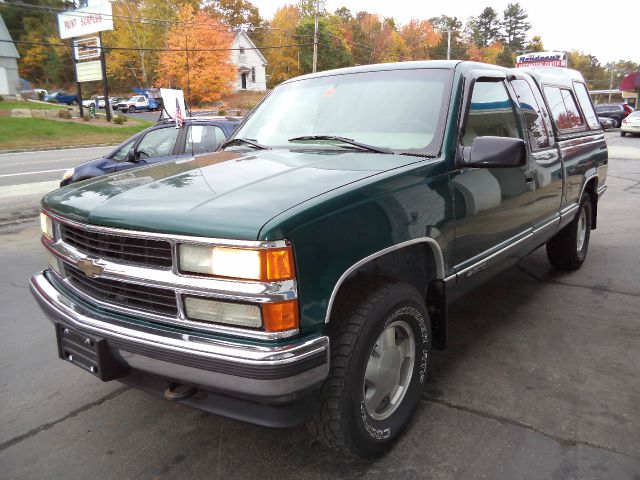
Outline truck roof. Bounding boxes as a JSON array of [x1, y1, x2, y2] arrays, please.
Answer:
[[282, 60, 586, 89]]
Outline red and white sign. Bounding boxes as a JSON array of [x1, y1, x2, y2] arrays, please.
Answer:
[[57, 2, 114, 40], [516, 51, 567, 68]]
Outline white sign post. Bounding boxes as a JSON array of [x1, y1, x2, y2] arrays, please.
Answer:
[[57, 2, 114, 39], [59, 2, 114, 121]]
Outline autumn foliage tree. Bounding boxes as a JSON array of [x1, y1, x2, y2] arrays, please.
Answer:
[[157, 6, 236, 105]]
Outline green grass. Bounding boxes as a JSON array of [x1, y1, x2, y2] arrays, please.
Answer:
[[0, 117, 153, 150], [0, 100, 67, 110]]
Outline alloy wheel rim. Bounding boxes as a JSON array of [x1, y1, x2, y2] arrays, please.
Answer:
[[576, 206, 587, 252], [363, 320, 416, 421]]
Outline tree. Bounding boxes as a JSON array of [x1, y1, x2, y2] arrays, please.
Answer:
[[468, 7, 501, 47], [157, 6, 236, 105], [262, 5, 302, 88], [496, 45, 515, 67], [203, 0, 262, 28], [501, 3, 531, 51], [526, 35, 544, 52], [429, 15, 467, 60], [400, 20, 441, 60], [296, 14, 353, 73]]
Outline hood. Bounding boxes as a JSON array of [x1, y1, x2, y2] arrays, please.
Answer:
[[43, 149, 420, 240]]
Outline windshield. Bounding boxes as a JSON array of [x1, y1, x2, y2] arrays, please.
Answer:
[[127, 96, 139, 102], [234, 68, 452, 153]]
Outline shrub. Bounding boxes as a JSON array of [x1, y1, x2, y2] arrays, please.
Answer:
[[82, 115, 91, 121], [0, 96, 4, 102], [113, 115, 125, 125], [58, 110, 72, 119], [37, 91, 45, 101], [218, 108, 226, 116]]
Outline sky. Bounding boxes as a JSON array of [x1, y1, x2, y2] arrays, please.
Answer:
[[250, 0, 639, 65]]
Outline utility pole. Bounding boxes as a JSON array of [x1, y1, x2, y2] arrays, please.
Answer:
[[99, 32, 112, 122], [447, 29, 451, 60], [312, 0, 319, 73], [608, 68, 614, 103]]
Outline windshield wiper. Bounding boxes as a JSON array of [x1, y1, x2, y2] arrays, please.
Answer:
[[288, 135, 393, 154], [219, 138, 270, 150]]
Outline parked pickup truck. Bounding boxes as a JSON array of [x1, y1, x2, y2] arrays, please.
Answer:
[[116, 94, 159, 113], [31, 61, 607, 457]]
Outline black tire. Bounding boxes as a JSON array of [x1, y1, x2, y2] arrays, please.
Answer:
[[307, 280, 431, 457], [546, 194, 592, 271], [129, 105, 136, 113], [621, 131, 626, 137], [71, 100, 78, 106]]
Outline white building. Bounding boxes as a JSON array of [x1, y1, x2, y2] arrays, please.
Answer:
[[230, 30, 267, 92], [0, 15, 20, 96]]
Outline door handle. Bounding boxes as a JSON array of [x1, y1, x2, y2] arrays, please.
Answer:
[[524, 170, 534, 182]]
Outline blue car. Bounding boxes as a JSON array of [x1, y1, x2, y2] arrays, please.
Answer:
[[60, 117, 241, 186], [45, 91, 79, 105]]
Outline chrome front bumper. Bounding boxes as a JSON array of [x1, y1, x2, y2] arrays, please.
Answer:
[[30, 271, 329, 400]]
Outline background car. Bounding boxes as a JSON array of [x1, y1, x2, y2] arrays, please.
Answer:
[[594, 103, 631, 127], [598, 116, 616, 129], [620, 111, 640, 137], [60, 116, 242, 186], [44, 91, 79, 105], [82, 96, 119, 109]]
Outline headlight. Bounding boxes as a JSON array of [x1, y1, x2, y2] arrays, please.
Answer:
[[40, 212, 54, 240], [178, 245, 294, 281], [61, 168, 74, 182], [184, 297, 262, 328], [184, 297, 299, 332]]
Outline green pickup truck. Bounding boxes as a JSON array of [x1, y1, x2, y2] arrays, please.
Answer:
[[31, 60, 608, 457]]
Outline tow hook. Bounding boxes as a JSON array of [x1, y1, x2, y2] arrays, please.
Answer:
[[164, 383, 198, 401]]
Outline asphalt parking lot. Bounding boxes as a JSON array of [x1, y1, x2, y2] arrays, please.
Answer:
[[0, 132, 638, 479]]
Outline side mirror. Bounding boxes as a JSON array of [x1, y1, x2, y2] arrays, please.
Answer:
[[126, 148, 140, 163], [463, 136, 526, 168]]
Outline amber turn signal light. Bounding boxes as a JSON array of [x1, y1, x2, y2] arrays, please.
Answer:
[[262, 300, 299, 332]]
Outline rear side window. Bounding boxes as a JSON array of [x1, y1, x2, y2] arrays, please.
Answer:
[[573, 83, 600, 129], [510, 79, 550, 149], [544, 86, 585, 131]]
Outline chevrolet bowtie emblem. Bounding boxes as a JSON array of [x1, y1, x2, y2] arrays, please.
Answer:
[[76, 258, 104, 278]]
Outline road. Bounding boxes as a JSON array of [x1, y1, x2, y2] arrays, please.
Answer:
[[0, 132, 639, 479], [0, 146, 112, 225]]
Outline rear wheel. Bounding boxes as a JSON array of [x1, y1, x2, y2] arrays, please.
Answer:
[[621, 131, 626, 137], [307, 280, 431, 457], [546, 193, 592, 271]]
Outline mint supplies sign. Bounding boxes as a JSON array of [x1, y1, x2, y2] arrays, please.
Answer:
[[58, 2, 114, 40]]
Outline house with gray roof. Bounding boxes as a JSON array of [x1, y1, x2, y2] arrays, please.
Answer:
[[0, 14, 20, 95]]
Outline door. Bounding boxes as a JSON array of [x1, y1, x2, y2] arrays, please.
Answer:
[[241, 73, 247, 90], [451, 78, 535, 272], [116, 127, 181, 172], [509, 75, 563, 238]]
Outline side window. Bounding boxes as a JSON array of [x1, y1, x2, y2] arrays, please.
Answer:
[[136, 127, 180, 159], [573, 83, 600, 129], [510, 79, 550, 150], [463, 80, 522, 146], [111, 138, 137, 161], [186, 125, 226, 155], [544, 86, 585, 131]]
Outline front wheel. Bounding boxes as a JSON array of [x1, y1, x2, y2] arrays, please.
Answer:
[[307, 280, 431, 457], [621, 131, 626, 137], [546, 193, 592, 271], [128, 105, 136, 113]]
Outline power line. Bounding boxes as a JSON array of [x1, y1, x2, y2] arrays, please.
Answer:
[[0, 38, 313, 53]]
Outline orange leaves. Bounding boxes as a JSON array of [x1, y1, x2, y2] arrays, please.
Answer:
[[157, 5, 235, 105]]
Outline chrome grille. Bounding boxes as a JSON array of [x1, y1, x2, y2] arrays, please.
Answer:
[[60, 223, 172, 268], [65, 265, 178, 317]]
